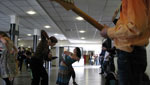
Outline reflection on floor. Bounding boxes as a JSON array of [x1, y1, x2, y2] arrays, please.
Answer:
[[0, 65, 105, 85]]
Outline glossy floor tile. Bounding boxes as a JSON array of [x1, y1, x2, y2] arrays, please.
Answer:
[[0, 65, 105, 85]]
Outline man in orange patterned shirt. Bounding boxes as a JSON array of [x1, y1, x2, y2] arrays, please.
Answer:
[[100, 0, 150, 85]]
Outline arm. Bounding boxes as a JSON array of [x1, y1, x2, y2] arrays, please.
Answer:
[[64, 51, 80, 61], [13, 45, 18, 57], [64, 51, 73, 56], [107, 0, 148, 39], [107, 22, 141, 39], [112, 3, 121, 21], [41, 30, 49, 41]]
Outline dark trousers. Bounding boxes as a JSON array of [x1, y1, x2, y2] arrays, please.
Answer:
[[3, 78, 11, 85], [30, 59, 48, 85], [117, 46, 147, 85], [70, 66, 76, 82], [18, 60, 23, 71]]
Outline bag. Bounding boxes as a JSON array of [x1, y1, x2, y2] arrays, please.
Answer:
[[105, 72, 118, 85], [110, 80, 118, 85]]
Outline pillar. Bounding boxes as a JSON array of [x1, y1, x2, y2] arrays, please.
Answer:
[[33, 29, 39, 52], [10, 15, 19, 47]]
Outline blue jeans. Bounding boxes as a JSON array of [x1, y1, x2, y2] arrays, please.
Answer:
[[117, 46, 147, 85]]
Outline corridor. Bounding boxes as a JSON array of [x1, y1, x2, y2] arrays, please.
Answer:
[[0, 66, 105, 85]]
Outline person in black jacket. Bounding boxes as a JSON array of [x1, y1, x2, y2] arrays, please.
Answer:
[[30, 30, 58, 85]]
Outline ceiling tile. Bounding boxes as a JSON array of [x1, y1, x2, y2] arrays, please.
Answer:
[[12, 1, 30, 7]]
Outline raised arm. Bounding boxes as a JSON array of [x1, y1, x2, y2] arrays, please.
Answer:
[[64, 51, 73, 56], [41, 30, 49, 41]]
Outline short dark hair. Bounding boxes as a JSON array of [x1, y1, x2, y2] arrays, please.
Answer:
[[49, 36, 58, 43], [75, 47, 81, 58]]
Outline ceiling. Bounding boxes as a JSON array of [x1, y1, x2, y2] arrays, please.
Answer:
[[0, 0, 121, 45]]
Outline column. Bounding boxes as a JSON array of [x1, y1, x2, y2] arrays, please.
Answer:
[[33, 29, 39, 52], [55, 47, 59, 67], [10, 15, 19, 47]]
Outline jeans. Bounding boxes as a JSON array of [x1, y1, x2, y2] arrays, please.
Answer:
[[117, 46, 147, 85]]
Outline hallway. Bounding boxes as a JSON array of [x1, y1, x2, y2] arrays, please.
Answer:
[[0, 65, 105, 85]]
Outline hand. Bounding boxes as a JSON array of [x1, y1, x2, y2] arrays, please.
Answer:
[[64, 51, 69, 55], [100, 24, 109, 38], [64, 51, 72, 56]]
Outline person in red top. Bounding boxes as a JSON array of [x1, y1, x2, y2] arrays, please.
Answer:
[[100, 0, 150, 85]]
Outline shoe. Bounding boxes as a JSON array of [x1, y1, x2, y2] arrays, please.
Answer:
[[46, 56, 58, 61], [51, 56, 58, 60], [73, 82, 78, 85], [99, 72, 104, 74]]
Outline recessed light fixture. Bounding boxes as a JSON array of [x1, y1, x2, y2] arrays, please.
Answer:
[[27, 34, 32, 36], [81, 37, 85, 39], [26, 11, 36, 15], [39, 38, 41, 41], [54, 33, 59, 36], [44, 25, 51, 29], [76, 16, 84, 21], [20, 44, 24, 47], [18, 39, 21, 41], [79, 30, 85, 33]]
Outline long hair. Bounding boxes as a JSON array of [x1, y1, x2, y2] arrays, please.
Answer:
[[0, 31, 9, 38], [75, 47, 81, 59]]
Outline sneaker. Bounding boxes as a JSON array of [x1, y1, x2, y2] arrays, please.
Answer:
[[46, 56, 58, 61], [51, 56, 58, 60]]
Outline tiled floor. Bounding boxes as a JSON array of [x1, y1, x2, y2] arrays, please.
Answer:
[[0, 65, 105, 85]]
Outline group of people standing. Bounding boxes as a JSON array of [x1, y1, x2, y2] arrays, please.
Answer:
[[99, 43, 116, 75], [17, 47, 32, 72]]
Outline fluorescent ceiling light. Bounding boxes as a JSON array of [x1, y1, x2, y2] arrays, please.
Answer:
[[60, 45, 63, 46], [81, 37, 85, 39], [76, 16, 84, 21], [79, 30, 85, 33], [69, 39, 86, 43], [26, 11, 36, 15], [44, 25, 51, 28], [68, 39, 101, 44], [20, 44, 24, 47]]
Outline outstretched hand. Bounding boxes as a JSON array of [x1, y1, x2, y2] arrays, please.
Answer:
[[100, 24, 109, 38]]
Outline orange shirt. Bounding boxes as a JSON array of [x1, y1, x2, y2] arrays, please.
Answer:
[[107, 0, 150, 52]]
